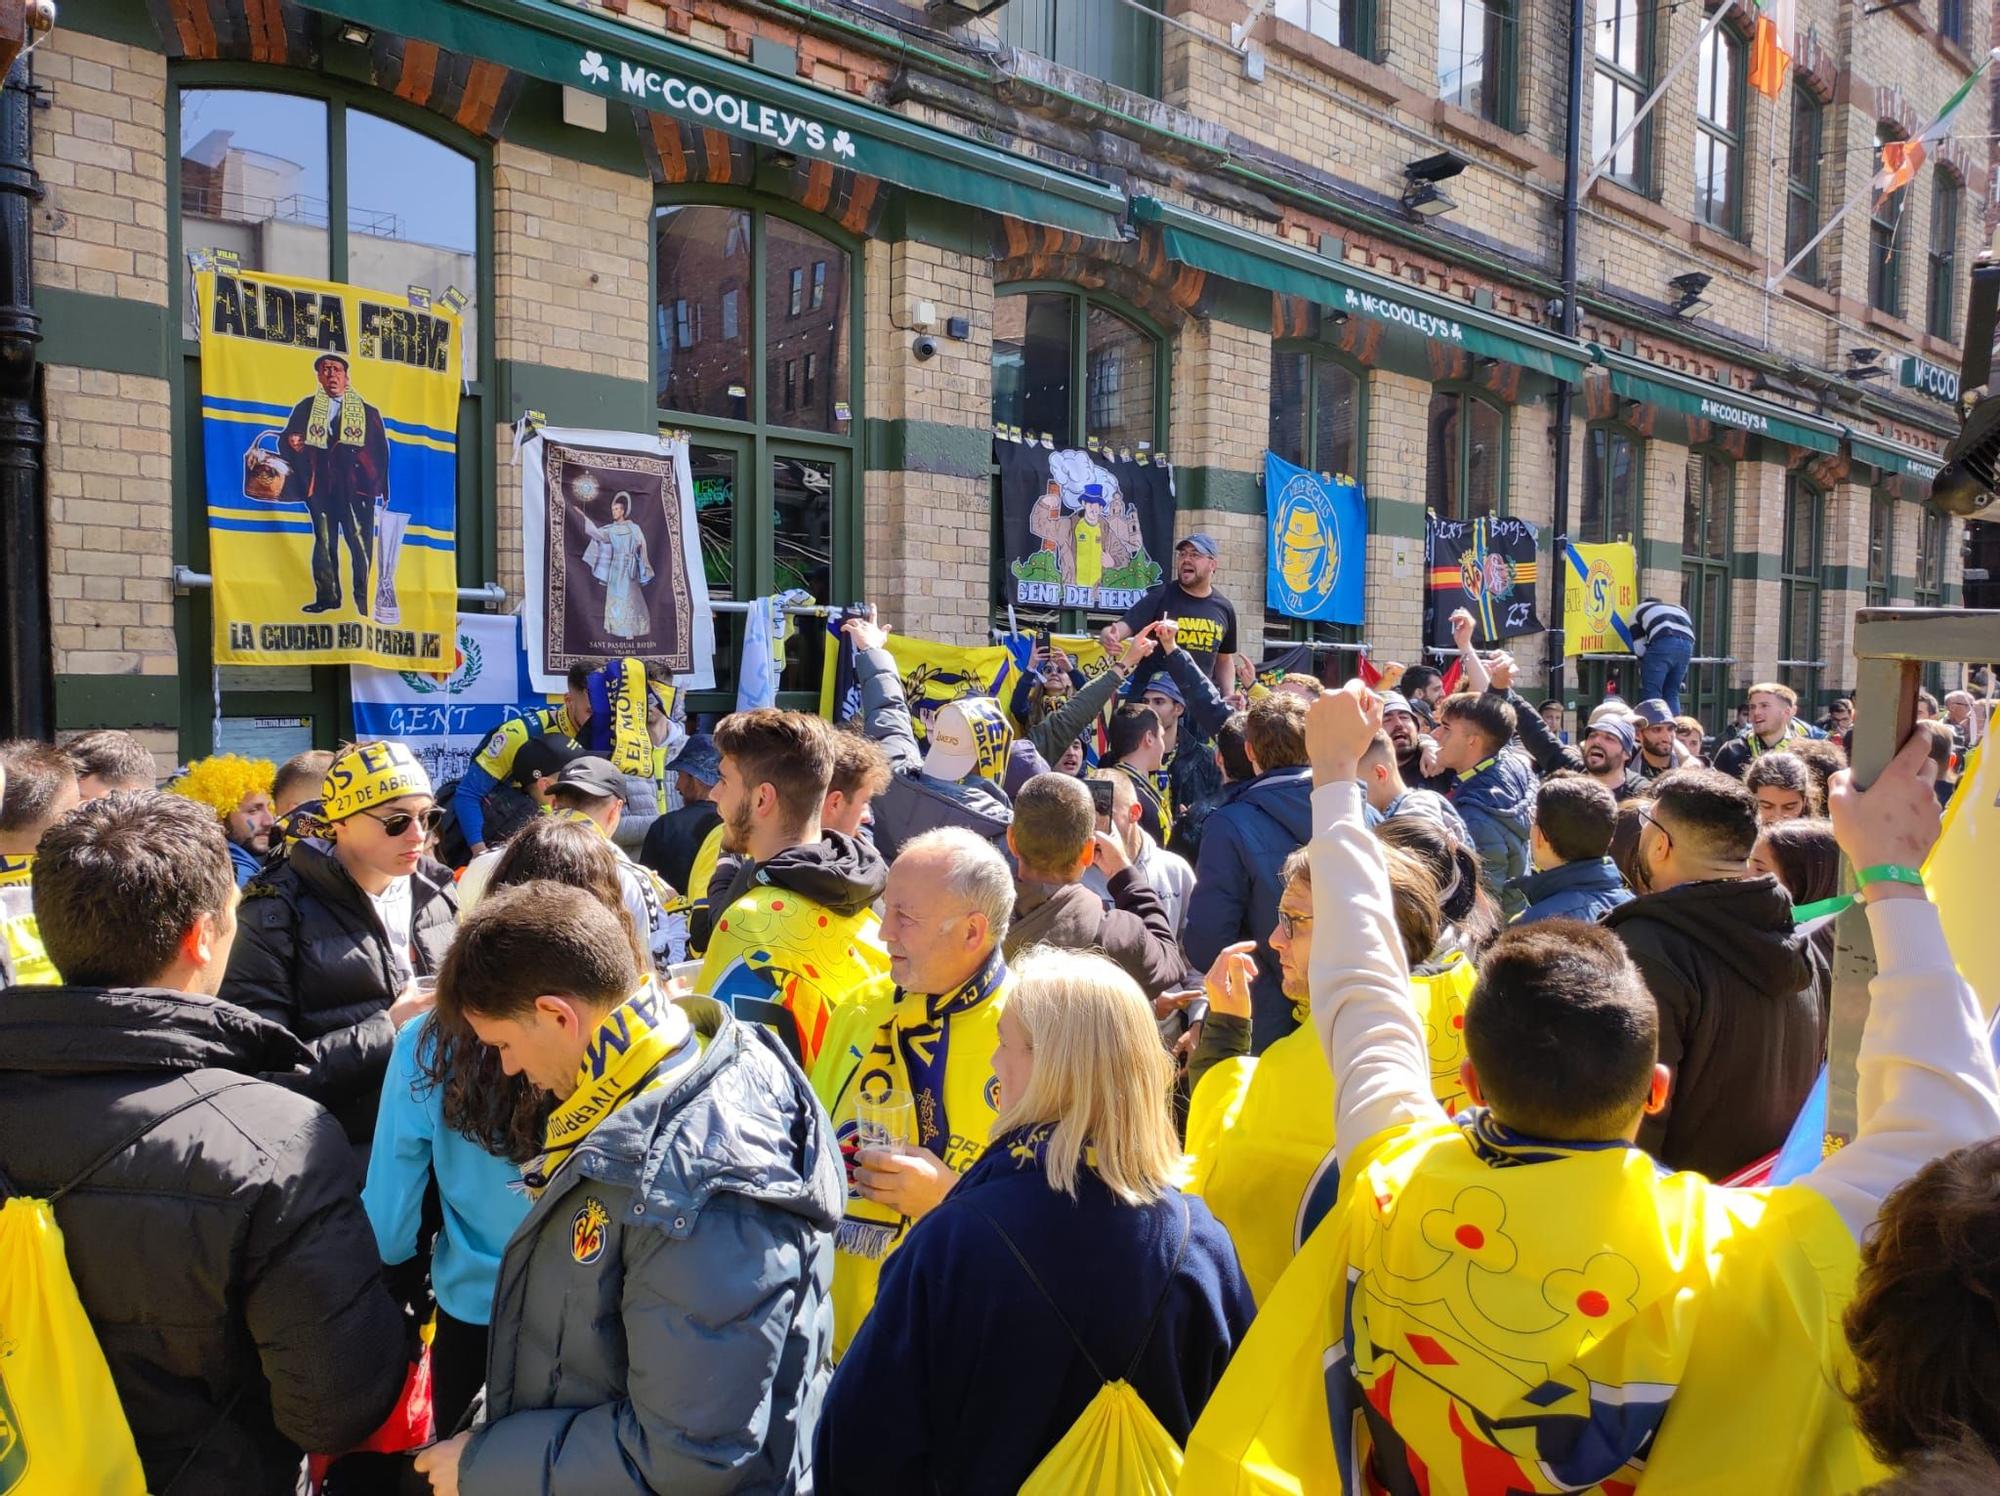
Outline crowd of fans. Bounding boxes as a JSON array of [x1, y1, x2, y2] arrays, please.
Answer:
[[0, 574, 1997, 1495]]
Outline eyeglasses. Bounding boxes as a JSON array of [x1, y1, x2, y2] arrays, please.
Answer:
[[353, 805, 445, 839], [1631, 805, 1673, 848], [1277, 910, 1314, 939]]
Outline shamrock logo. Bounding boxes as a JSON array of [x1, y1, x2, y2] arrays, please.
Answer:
[[831, 129, 855, 160], [580, 50, 609, 83]]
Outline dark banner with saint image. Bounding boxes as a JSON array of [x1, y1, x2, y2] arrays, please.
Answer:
[[996, 436, 1176, 613], [542, 440, 700, 676]]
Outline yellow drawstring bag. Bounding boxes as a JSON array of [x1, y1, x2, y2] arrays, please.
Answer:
[[972, 1198, 1190, 1496], [0, 1084, 252, 1494]]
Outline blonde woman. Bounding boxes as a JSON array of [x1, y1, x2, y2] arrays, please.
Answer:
[[815, 947, 1254, 1495]]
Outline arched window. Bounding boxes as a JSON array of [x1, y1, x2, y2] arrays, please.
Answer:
[[1426, 386, 1506, 520], [1593, 0, 1655, 190], [991, 286, 1167, 628], [1694, 15, 1745, 233], [1927, 170, 1962, 339], [1866, 489, 1894, 608], [174, 81, 487, 757], [1870, 125, 1907, 316], [1680, 451, 1733, 729], [1784, 86, 1825, 285], [1267, 345, 1366, 653], [655, 197, 859, 702]]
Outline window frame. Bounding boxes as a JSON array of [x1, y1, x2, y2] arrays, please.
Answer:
[[1679, 449, 1735, 731], [1871, 124, 1908, 317], [990, 282, 1171, 634], [1784, 86, 1824, 285], [1426, 384, 1511, 522], [1694, 15, 1746, 235], [168, 69, 495, 757], [1265, 342, 1367, 652], [1940, 0, 1965, 47], [1437, 0, 1519, 129], [1581, 420, 1645, 543], [1927, 169, 1961, 340], [1866, 489, 1894, 608], [1592, 0, 1655, 192], [651, 188, 865, 712], [1779, 473, 1826, 711], [1273, 0, 1378, 60]]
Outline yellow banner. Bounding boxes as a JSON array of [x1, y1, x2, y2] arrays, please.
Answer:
[[1050, 633, 1111, 682], [195, 265, 460, 669], [823, 631, 1015, 741], [1561, 541, 1638, 658], [1928, 737, 1998, 1012]]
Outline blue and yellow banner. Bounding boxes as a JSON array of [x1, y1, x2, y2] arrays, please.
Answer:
[[195, 264, 460, 669], [821, 628, 1016, 741], [1560, 540, 1638, 657], [1265, 453, 1365, 625]]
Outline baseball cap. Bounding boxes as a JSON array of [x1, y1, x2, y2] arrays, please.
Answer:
[[509, 734, 587, 792], [925, 698, 1012, 783], [666, 732, 721, 787], [553, 755, 627, 801], [1586, 718, 1637, 755], [1631, 699, 1675, 727], [1176, 532, 1219, 558], [1139, 674, 1186, 709], [1379, 690, 1416, 718]]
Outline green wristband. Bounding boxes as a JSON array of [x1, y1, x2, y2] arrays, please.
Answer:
[[1854, 864, 1925, 889]]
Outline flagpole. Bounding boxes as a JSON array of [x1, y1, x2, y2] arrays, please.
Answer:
[[1582, 0, 1742, 197], [1764, 166, 1881, 292]]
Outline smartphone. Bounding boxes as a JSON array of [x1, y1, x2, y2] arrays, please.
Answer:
[[666, 958, 704, 990], [1087, 778, 1115, 817]]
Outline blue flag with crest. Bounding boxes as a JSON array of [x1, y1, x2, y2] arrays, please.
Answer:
[[1265, 452, 1366, 625]]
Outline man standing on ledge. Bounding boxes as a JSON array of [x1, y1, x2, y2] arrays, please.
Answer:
[[283, 351, 388, 617], [1102, 531, 1239, 699]]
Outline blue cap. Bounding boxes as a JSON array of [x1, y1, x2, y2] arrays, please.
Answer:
[[1631, 698, 1674, 726], [667, 732, 721, 786], [1176, 532, 1219, 558], [1586, 717, 1637, 755], [1139, 674, 1186, 709]]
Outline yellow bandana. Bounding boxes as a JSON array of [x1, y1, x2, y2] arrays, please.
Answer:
[[528, 981, 695, 1195], [321, 741, 432, 823], [303, 389, 368, 449]]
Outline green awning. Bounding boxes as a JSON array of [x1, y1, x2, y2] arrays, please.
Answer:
[[1588, 346, 1843, 454], [1848, 432, 1942, 483], [299, 0, 1128, 240], [1132, 198, 1587, 381]]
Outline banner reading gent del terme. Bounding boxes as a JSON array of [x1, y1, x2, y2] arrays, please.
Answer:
[[196, 264, 460, 669]]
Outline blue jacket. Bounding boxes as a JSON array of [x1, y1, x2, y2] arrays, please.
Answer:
[[461, 999, 842, 1495], [1508, 856, 1634, 927], [1184, 766, 1315, 1054], [814, 1128, 1254, 1495], [227, 840, 261, 888], [363, 1014, 531, 1326], [1447, 752, 1536, 919]]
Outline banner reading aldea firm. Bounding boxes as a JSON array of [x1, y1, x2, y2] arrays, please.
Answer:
[[195, 264, 460, 669]]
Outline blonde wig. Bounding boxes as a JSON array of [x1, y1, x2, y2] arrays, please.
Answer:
[[167, 754, 275, 822]]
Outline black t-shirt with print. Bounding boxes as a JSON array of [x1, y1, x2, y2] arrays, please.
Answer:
[[1120, 582, 1237, 693]]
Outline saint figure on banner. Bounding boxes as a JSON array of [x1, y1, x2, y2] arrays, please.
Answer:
[[282, 351, 388, 616], [574, 488, 656, 639]]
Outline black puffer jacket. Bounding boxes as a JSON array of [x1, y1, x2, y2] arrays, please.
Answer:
[[219, 840, 458, 1146], [1604, 875, 1824, 1180], [0, 985, 407, 1493]]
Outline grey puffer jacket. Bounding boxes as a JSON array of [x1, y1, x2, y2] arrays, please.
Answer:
[[856, 645, 1013, 864], [461, 998, 843, 1496]]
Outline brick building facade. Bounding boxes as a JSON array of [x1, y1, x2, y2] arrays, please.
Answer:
[[21, 0, 1979, 765]]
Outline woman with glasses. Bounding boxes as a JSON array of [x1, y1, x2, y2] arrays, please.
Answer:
[[220, 740, 460, 1163]]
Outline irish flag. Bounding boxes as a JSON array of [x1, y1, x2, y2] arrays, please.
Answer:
[[1748, 0, 1795, 98], [1873, 60, 1988, 207]]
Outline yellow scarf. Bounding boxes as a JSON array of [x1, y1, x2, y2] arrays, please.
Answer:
[[810, 955, 1011, 1358], [526, 981, 695, 1195], [1182, 1111, 1877, 1494], [304, 389, 368, 449], [0, 854, 31, 889]]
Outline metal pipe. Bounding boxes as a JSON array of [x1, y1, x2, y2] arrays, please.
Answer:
[[1546, 0, 1588, 709], [0, 50, 47, 739]]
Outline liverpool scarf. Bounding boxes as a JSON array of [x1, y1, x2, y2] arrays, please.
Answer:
[[303, 390, 368, 449], [525, 980, 696, 1195]]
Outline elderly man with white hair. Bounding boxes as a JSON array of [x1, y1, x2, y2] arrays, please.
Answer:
[[810, 825, 1019, 1360]]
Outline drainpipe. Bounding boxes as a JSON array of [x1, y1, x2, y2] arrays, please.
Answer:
[[0, 7, 50, 739], [1546, 0, 1587, 708]]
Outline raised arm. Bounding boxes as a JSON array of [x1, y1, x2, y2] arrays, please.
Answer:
[[846, 615, 922, 773], [1305, 685, 1446, 1171], [1801, 732, 2000, 1237], [1451, 608, 1491, 696]]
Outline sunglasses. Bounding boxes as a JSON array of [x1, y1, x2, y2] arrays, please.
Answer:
[[353, 805, 445, 839]]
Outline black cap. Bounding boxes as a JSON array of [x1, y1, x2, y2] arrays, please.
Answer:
[[552, 755, 626, 801], [509, 733, 587, 791]]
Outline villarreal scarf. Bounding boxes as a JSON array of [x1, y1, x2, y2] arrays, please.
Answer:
[[811, 953, 1010, 1357], [0, 854, 30, 889], [303, 390, 368, 449], [584, 657, 657, 778], [1182, 1109, 1877, 1495], [525, 980, 696, 1195]]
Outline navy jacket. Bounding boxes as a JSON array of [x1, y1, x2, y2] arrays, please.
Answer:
[[814, 1128, 1254, 1495], [1184, 766, 1315, 1054], [1446, 753, 1536, 919], [1509, 856, 1634, 926]]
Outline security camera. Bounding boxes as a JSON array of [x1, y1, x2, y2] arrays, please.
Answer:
[[912, 334, 939, 362]]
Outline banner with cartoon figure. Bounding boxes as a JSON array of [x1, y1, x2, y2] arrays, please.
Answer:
[[351, 612, 546, 788], [1264, 453, 1366, 625], [1561, 541, 1639, 657], [997, 435, 1173, 613], [194, 263, 460, 669], [1425, 513, 1543, 649], [519, 425, 717, 694]]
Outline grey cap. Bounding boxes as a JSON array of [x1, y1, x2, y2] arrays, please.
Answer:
[[1586, 717, 1637, 755], [1176, 532, 1219, 558], [1380, 690, 1416, 718], [1631, 698, 1675, 726], [552, 755, 626, 801]]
